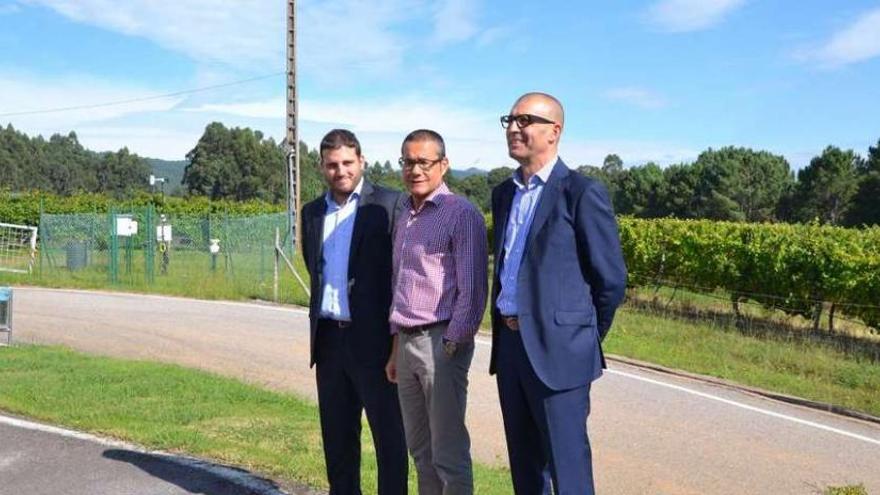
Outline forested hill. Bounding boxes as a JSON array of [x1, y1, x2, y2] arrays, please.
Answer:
[[0, 124, 151, 197]]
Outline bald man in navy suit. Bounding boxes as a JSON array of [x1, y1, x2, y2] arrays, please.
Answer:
[[490, 93, 627, 494]]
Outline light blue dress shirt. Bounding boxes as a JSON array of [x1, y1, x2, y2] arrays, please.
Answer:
[[319, 179, 363, 320], [496, 158, 556, 316]]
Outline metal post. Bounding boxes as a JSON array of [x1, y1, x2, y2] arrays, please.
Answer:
[[109, 208, 118, 284], [286, 0, 301, 253], [0, 287, 12, 346], [274, 227, 280, 303]]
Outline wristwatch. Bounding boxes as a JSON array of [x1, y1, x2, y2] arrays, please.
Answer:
[[442, 338, 458, 357]]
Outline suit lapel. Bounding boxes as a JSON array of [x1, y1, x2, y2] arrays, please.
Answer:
[[347, 180, 373, 275], [494, 179, 516, 275], [524, 159, 567, 253], [310, 198, 328, 276]]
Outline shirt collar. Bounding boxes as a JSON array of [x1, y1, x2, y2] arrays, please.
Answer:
[[513, 155, 557, 189], [325, 177, 364, 209], [407, 182, 451, 211]]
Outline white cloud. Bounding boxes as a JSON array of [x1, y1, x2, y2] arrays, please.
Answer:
[[644, 0, 746, 33], [0, 73, 182, 129], [183, 94, 507, 166], [602, 87, 668, 110], [0, 70, 703, 168], [23, 0, 284, 70], [298, 0, 416, 80], [806, 7, 880, 67], [0, 3, 21, 15], [24, 0, 497, 81], [301, 97, 497, 137], [72, 125, 199, 159], [184, 100, 285, 120], [431, 0, 479, 45], [183, 96, 499, 139], [24, 0, 434, 80]]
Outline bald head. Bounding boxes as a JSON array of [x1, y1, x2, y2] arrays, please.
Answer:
[[513, 92, 564, 129], [506, 92, 565, 168]]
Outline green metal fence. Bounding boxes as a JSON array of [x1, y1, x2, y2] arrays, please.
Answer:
[[37, 207, 305, 304]]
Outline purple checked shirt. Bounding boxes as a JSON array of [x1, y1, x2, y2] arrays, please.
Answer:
[[389, 183, 488, 343]]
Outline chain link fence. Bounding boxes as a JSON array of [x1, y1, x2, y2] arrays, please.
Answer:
[[37, 208, 308, 304]]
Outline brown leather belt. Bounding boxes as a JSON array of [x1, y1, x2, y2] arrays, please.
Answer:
[[502, 316, 519, 331]]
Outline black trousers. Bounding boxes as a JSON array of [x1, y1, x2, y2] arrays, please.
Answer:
[[315, 321, 408, 495]]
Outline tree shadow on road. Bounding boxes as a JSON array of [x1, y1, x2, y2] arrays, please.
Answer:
[[102, 448, 300, 495]]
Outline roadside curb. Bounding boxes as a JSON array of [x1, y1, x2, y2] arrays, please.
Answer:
[[0, 413, 319, 495], [606, 354, 880, 426]]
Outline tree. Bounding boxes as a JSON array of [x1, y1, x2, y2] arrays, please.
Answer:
[[297, 141, 325, 203], [614, 162, 664, 217], [845, 138, 880, 226], [602, 154, 623, 175], [0, 124, 151, 196], [576, 164, 609, 188], [183, 122, 287, 202], [657, 163, 700, 218], [690, 147, 793, 222], [794, 146, 860, 225], [487, 166, 514, 191], [366, 160, 386, 185], [95, 148, 151, 198], [455, 174, 490, 211], [600, 154, 624, 199]]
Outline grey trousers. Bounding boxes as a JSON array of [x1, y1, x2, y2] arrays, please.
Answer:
[[396, 323, 475, 495]]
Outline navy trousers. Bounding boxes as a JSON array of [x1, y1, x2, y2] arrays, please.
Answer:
[[496, 324, 594, 495], [315, 323, 408, 495]]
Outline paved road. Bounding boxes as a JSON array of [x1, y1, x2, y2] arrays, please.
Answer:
[[7, 287, 880, 494], [0, 416, 304, 495]]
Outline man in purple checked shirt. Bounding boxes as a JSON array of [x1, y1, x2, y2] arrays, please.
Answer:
[[385, 129, 488, 495]]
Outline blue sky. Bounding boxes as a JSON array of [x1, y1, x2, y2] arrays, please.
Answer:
[[1, 0, 879, 170]]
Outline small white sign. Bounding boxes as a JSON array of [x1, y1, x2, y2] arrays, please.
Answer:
[[156, 225, 172, 242], [115, 216, 138, 237]]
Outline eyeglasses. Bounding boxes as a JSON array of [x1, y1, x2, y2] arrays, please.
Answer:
[[500, 113, 556, 129], [398, 156, 444, 172]]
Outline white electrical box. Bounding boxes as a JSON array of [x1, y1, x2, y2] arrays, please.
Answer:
[[115, 216, 138, 237], [156, 225, 172, 242]]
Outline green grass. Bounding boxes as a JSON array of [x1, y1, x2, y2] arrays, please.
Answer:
[[605, 309, 880, 416], [628, 284, 879, 340], [0, 345, 511, 494], [824, 484, 868, 495], [0, 248, 311, 307]]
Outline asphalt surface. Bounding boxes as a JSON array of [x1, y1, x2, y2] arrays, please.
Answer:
[[4, 286, 880, 494], [0, 417, 301, 495]]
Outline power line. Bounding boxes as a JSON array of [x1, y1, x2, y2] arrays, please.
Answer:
[[0, 72, 285, 118]]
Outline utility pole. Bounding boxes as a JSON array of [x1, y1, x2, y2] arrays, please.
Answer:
[[286, 0, 301, 251]]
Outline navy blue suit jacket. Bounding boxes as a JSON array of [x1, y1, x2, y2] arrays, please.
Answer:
[[301, 181, 403, 368], [489, 159, 627, 391]]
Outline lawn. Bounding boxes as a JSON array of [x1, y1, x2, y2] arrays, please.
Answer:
[[0, 345, 512, 494]]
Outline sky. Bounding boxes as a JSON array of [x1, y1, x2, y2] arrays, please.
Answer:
[[1, 0, 879, 171]]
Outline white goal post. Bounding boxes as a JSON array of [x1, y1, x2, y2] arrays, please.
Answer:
[[0, 222, 38, 274]]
